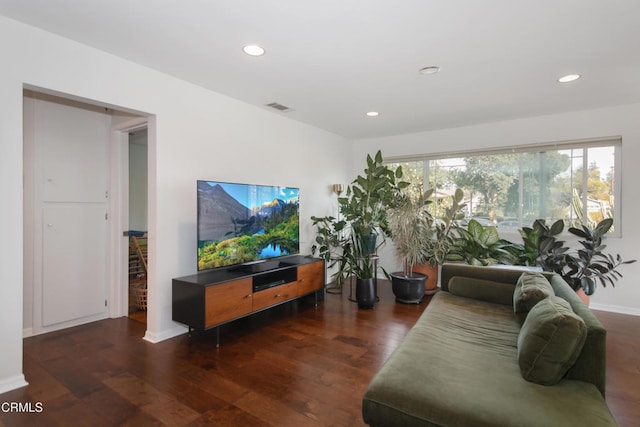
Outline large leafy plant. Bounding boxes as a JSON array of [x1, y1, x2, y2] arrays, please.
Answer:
[[311, 150, 407, 284], [340, 150, 405, 237], [310, 215, 351, 286], [515, 218, 635, 295], [517, 219, 570, 271], [449, 219, 517, 266], [564, 218, 636, 295]]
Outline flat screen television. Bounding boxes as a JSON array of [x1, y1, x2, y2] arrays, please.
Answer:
[[197, 180, 300, 271]]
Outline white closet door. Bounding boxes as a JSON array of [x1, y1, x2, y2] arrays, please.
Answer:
[[42, 205, 107, 326], [31, 97, 110, 333]]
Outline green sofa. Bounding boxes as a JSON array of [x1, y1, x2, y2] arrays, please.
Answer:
[[362, 264, 617, 426]]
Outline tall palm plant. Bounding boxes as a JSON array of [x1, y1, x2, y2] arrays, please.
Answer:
[[386, 188, 434, 277]]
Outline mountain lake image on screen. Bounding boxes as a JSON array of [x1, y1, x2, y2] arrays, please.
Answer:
[[197, 180, 300, 271]]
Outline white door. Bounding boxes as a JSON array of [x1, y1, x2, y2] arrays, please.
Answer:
[[42, 204, 107, 325], [29, 95, 110, 334]]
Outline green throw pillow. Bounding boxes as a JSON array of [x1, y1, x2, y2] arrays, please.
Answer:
[[513, 272, 554, 323], [517, 296, 587, 385], [448, 276, 514, 306]]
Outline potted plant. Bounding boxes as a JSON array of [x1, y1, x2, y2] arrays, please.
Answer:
[[517, 218, 636, 303], [311, 212, 382, 308], [412, 188, 466, 294], [310, 214, 352, 289], [312, 150, 405, 308], [564, 218, 636, 298], [386, 187, 433, 303], [346, 151, 408, 308], [350, 231, 380, 308]]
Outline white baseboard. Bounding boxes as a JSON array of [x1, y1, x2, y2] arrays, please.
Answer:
[[589, 303, 640, 316], [0, 374, 28, 394], [23, 327, 33, 338], [143, 323, 187, 343]]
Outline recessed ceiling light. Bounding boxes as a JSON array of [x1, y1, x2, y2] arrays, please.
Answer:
[[366, 111, 380, 117], [243, 45, 265, 56], [419, 66, 440, 75], [558, 74, 581, 83]]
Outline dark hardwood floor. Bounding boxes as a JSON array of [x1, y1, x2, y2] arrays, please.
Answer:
[[1, 282, 638, 426], [597, 309, 640, 427]]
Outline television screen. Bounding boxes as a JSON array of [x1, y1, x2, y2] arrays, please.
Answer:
[[197, 180, 300, 271]]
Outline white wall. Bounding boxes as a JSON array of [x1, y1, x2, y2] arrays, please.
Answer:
[[0, 16, 351, 392], [0, 55, 27, 394], [353, 104, 640, 314]]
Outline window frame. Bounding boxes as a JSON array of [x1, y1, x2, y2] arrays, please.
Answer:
[[385, 136, 623, 237]]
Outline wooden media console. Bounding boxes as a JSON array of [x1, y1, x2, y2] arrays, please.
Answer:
[[172, 255, 325, 345]]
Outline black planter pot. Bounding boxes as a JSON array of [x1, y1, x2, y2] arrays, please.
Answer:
[[356, 278, 376, 309], [391, 272, 426, 304]]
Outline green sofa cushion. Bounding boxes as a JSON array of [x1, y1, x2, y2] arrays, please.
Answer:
[[513, 272, 554, 323], [517, 296, 587, 385], [448, 276, 514, 306]]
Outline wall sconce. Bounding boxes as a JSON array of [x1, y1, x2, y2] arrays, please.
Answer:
[[332, 183, 344, 195]]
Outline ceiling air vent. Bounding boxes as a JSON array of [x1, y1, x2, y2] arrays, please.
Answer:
[[265, 102, 293, 112]]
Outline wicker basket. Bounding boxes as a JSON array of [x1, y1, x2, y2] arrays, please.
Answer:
[[130, 283, 147, 311]]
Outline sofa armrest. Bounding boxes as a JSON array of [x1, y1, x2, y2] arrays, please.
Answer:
[[548, 274, 607, 397]]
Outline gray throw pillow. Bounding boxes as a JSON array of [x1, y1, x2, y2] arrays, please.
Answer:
[[513, 272, 554, 323], [517, 296, 587, 385]]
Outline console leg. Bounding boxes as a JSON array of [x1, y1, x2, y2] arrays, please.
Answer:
[[216, 327, 220, 348]]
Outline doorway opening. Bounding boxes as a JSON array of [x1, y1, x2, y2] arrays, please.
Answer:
[[23, 86, 152, 337], [127, 128, 148, 325]]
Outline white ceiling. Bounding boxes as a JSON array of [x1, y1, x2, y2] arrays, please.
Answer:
[[2, 0, 640, 139]]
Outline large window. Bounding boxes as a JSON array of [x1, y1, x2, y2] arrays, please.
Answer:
[[386, 138, 621, 234]]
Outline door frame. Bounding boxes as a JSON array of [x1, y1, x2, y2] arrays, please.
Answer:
[[109, 117, 148, 319]]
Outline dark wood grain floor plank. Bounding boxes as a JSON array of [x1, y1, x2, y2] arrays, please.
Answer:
[[0, 282, 637, 426]]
